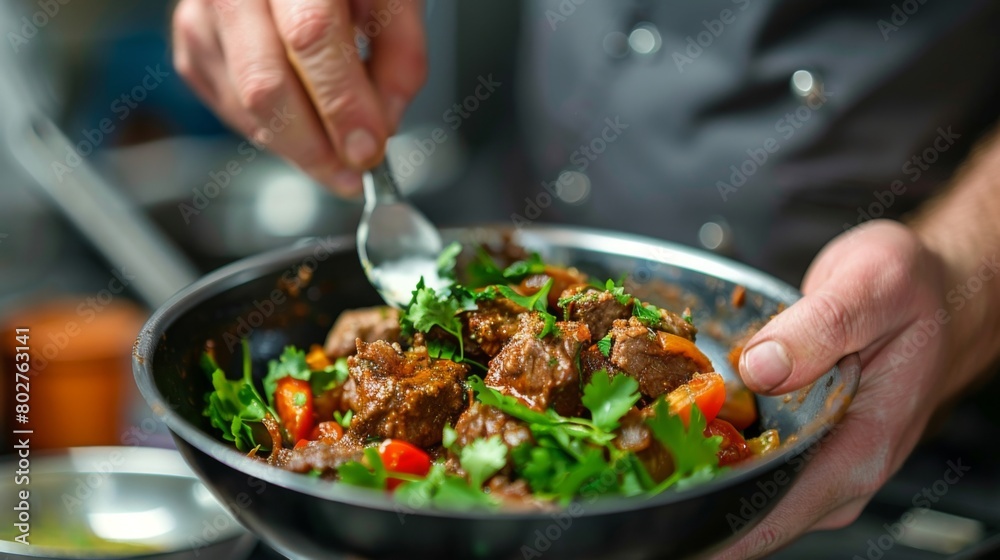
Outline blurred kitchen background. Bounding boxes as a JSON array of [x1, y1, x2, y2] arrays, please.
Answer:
[[0, 0, 997, 559]]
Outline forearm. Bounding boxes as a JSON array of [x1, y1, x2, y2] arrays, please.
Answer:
[[911, 126, 1000, 396]]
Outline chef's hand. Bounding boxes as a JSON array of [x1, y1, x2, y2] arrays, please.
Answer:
[[720, 220, 959, 559], [172, 0, 427, 196]]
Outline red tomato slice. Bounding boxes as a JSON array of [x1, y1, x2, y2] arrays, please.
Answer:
[[274, 377, 314, 443], [666, 371, 726, 426], [309, 421, 344, 443], [704, 418, 752, 466], [377, 439, 432, 491]]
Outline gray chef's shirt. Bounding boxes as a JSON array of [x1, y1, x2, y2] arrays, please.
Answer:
[[504, 0, 1000, 283]]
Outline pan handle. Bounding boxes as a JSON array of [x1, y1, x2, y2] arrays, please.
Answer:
[[8, 115, 200, 308]]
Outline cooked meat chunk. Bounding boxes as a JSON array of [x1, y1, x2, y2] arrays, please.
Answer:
[[465, 297, 527, 359], [453, 401, 532, 451], [613, 407, 652, 453], [652, 307, 698, 341], [559, 286, 632, 341], [323, 307, 401, 358], [637, 439, 675, 483], [578, 344, 620, 386], [486, 475, 555, 511], [347, 340, 468, 447], [484, 314, 590, 417], [279, 437, 363, 474], [609, 317, 712, 399], [518, 265, 589, 309]]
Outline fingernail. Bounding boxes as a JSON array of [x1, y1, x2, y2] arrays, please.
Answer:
[[329, 170, 363, 195], [742, 340, 792, 392], [344, 129, 378, 168], [385, 95, 408, 130]]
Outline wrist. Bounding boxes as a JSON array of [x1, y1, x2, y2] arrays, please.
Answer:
[[911, 221, 1000, 398]]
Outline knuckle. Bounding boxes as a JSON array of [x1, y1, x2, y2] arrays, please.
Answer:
[[172, 49, 194, 82], [403, 50, 429, 93], [235, 67, 285, 115], [281, 3, 341, 53], [746, 523, 786, 559], [172, 1, 201, 47], [314, 88, 364, 124], [805, 293, 852, 356]]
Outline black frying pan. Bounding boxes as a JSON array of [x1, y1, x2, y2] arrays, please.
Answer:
[[132, 225, 860, 560]]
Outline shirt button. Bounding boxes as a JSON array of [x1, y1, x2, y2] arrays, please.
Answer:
[[628, 22, 662, 56], [791, 69, 823, 100], [699, 219, 734, 254]]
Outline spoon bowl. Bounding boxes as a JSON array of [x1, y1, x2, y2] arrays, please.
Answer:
[[357, 160, 445, 307]]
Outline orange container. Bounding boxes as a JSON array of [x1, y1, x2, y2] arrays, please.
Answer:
[[1, 300, 146, 449]]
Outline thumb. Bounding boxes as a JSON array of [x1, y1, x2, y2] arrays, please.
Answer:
[[739, 221, 921, 395]]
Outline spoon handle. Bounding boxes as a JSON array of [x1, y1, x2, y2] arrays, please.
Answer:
[[363, 160, 402, 207]]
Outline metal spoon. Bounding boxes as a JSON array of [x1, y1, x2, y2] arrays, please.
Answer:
[[357, 159, 446, 308]]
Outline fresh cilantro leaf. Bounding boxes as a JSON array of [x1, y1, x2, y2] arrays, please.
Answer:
[[465, 246, 506, 287], [262, 347, 348, 405], [495, 278, 554, 313], [465, 247, 546, 288], [202, 339, 275, 451], [632, 301, 663, 328], [442, 425, 458, 450], [581, 370, 641, 432], [459, 436, 508, 488], [550, 445, 609, 499], [433, 475, 500, 509], [682, 308, 694, 325], [501, 253, 546, 280], [645, 400, 722, 493], [605, 279, 632, 306], [467, 376, 554, 426], [338, 447, 388, 489], [402, 279, 463, 336], [333, 409, 353, 429], [674, 464, 720, 491], [596, 333, 613, 357], [262, 346, 310, 407], [427, 338, 456, 361], [401, 278, 468, 359], [436, 241, 463, 279], [616, 454, 654, 497], [395, 463, 499, 511], [538, 312, 559, 339]]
